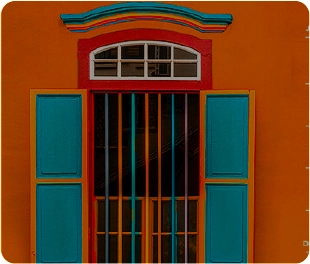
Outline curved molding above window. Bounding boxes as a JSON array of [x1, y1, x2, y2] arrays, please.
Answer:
[[90, 41, 201, 80], [60, 2, 233, 33]]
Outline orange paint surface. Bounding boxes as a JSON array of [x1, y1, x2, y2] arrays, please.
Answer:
[[1, 1, 308, 263]]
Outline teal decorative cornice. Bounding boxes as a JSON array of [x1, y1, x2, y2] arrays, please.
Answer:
[[60, 2, 233, 33]]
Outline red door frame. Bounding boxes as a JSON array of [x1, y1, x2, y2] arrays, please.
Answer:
[[78, 28, 212, 262]]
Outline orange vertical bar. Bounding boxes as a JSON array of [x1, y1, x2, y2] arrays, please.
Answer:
[[118, 93, 123, 263], [157, 94, 162, 263], [145, 93, 150, 262], [198, 91, 206, 263]]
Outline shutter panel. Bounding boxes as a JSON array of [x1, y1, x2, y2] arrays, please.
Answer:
[[206, 95, 248, 178], [30, 90, 88, 263], [199, 91, 254, 263], [206, 184, 248, 263]]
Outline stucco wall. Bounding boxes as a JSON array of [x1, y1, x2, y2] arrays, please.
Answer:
[[1, 1, 308, 262]]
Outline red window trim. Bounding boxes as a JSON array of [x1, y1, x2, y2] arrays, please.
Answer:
[[78, 29, 212, 91]]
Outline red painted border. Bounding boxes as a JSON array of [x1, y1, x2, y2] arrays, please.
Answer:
[[78, 29, 212, 91]]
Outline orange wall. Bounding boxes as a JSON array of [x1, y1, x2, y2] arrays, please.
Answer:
[[1, 1, 309, 263]]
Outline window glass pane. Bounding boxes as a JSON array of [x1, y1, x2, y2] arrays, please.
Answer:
[[135, 94, 146, 196], [177, 235, 185, 263], [188, 94, 199, 196], [162, 201, 172, 232], [176, 200, 185, 232], [188, 200, 197, 232], [122, 200, 131, 232], [94, 93, 119, 196], [95, 47, 117, 59], [174, 63, 197, 77], [108, 94, 119, 196], [153, 201, 158, 232], [148, 63, 171, 77], [109, 235, 118, 263], [94, 62, 117, 76], [122, 199, 142, 232], [97, 234, 105, 262], [174, 48, 197, 60], [148, 45, 171, 59], [97, 235, 118, 263], [122, 235, 142, 263], [161, 235, 172, 263], [188, 235, 197, 263], [174, 94, 185, 197], [121, 45, 144, 59], [122, 235, 131, 263], [94, 94, 105, 196], [109, 200, 118, 232], [149, 94, 159, 197], [97, 200, 119, 232], [135, 235, 142, 263], [121, 62, 144, 77], [122, 94, 132, 197], [161, 94, 172, 197], [153, 235, 158, 263], [97, 200, 105, 232]]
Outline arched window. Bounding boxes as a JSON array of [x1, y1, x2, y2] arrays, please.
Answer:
[[90, 41, 200, 80]]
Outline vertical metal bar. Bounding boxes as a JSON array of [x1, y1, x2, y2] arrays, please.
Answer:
[[105, 93, 109, 262], [171, 93, 176, 264], [131, 93, 136, 263], [185, 94, 189, 263], [118, 94, 123, 263], [145, 93, 150, 262], [157, 94, 162, 263]]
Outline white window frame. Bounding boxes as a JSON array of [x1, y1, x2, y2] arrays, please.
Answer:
[[90, 41, 201, 81]]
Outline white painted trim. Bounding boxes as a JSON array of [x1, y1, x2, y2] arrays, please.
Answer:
[[89, 40, 201, 81]]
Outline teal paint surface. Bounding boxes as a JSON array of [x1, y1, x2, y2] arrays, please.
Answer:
[[206, 184, 247, 263], [36, 184, 82, 263], [36, 95, 82, 178], [60, 2, 233, 26], [131, 93, 136, 263], [206, 95, 248, 178]]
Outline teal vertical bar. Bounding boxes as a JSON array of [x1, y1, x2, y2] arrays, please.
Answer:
[[171, 94, 176, 263], [105, 93, 109, 262], [131, 93, 136, 263]]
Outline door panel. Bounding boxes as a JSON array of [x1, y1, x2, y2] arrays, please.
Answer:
[[30, 90, 88, 263]]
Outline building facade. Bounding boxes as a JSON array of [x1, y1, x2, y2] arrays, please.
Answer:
[[1, 1, 309, 263]]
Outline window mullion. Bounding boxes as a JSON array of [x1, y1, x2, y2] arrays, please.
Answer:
[[144, 43, 148, 78], [117, 46, 121, 77], [171, 46, 174, 77]]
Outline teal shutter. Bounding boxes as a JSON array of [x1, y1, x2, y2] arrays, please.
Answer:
[[206, 185, 248, 263], [206, 95, 248, 179], [35, 94, 83, 263], [205, 94, 249, 263]]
